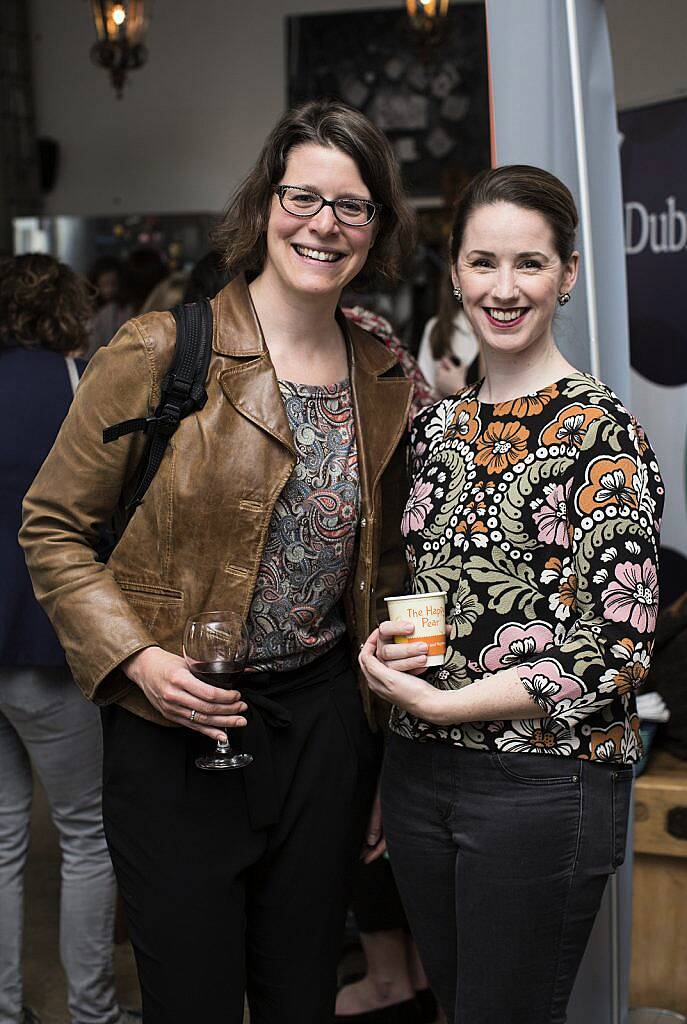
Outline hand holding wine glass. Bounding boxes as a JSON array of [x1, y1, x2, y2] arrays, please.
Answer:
[[183, 611, 253, 770], [122, 645, 248, 742]]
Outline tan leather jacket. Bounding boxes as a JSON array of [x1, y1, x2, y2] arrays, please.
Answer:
[[20, 275, 412, 729]]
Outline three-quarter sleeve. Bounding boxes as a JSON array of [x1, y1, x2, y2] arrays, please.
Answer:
[[517, 412, 664, 736]]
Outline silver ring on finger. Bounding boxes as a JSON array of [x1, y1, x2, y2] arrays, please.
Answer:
[[189, 708, 198, 723]]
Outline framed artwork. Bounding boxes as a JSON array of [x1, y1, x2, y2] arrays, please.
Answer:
[[287, 4, 490, 203]]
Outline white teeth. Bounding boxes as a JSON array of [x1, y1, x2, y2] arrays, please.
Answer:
[[488, 308, 525, 322], [294, 245, 342, 262]]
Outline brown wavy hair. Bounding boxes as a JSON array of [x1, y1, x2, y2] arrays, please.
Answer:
[[211, 100, 416, 288], [0, 253, 95, 354]]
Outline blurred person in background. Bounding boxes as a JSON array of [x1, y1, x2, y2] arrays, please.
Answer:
[[88, 257, 123, 309], [87, 249, 166, 359], [415, 276, 479, 398], [120, 248, 166, 316], [138, 271, 188, 315], [0, 254, 139, 1024], [182, 249, 231, 304], [87, 255, 132, 360]]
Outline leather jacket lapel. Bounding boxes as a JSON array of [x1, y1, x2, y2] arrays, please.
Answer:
[[219, 356, 297, 457], [345, 317, 413, 509], [211, 276, 413, 489]]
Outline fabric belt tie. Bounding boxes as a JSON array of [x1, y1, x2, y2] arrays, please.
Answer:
[[238, 688, 293, 830], [236, 639, 351, 831]]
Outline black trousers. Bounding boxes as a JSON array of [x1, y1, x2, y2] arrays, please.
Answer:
[[101, 644, 379, 1024], [382, 732, 633, 1024]]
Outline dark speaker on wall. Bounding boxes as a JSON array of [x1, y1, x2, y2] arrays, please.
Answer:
[[37, 137, 59, 193]]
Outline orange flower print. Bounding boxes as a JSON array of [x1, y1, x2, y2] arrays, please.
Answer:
[[493, 384, 559, 418], [474, 420, 530, 474], [628, 417, 650, 457], [540, 556, 578, 621], [455, 516, 489, 550], [472, 480, 498, 501], [599, 638, 651, 696], [588, 724, 624, 761], [577, 455, 639, 515], [540, 404, 605, 448], [447, 400, 480, 444]]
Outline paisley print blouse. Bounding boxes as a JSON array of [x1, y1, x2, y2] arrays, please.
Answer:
[[246, 378, 359, 672], [390, 373, 664, 764]]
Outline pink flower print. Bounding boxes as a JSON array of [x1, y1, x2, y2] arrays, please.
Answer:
[[518, 658, 585, 705], [402, 479, 434, 535], [481, 621, 556, 672], [601, 558, 659, 634], [532, 480, 571, 548]]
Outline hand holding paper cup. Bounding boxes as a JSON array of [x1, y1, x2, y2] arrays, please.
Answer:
[[384, 591, 447, 667]]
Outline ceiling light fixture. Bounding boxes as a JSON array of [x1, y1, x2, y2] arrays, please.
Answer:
[[89, 1, 152, 98]]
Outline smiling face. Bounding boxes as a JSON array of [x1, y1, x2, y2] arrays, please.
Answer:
[[261, 142, 377, 304], [453, 201, 579, 358]]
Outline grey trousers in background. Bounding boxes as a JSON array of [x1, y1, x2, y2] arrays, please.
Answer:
[[0, 667, 118, 1024]]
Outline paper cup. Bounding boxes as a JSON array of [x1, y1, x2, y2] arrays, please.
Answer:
[[384, 591, 447, 666]]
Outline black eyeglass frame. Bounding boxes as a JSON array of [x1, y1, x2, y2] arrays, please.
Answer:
[[273, 185, 382, 227]]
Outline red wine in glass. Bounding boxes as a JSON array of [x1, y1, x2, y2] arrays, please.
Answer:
[[183, 612, 253, 770]]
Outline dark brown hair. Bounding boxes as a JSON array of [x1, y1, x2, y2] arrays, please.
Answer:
[[0, 253, 94, 354], [449, 165, 579, 266], [430, 274, 458, 360], [211, 100, 416, 288]]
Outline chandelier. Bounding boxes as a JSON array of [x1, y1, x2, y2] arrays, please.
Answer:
[[406, 0, 450, 33], [90, 1, 152, 98]]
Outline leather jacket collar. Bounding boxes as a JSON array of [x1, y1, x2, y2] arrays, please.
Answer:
[[213, 275, 412, 508]]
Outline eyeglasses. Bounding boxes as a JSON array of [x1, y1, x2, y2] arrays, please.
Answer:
[[273, 185, 381, 227]]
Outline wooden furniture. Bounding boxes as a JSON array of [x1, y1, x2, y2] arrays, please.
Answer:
[[631, 750, 687, 1014]]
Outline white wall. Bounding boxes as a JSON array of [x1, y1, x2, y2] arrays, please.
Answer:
[[605, 0, 687, 110], [30, 0, 687, 217], [29, 0, 404, 216]]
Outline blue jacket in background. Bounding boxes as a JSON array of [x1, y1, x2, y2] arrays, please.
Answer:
[[0, 347, 84, 666]]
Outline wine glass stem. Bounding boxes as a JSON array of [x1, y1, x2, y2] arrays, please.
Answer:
[[216, 739, 233, 754]]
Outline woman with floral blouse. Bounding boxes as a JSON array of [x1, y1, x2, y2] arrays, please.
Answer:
[[359, 165, 664, 1024]]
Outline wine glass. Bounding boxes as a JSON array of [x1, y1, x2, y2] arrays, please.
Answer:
[[183, 611, 253, 770]]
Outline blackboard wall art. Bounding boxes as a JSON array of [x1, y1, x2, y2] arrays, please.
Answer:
[[287, 5, 490, 202]]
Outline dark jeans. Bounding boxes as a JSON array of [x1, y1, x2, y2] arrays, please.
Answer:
[[102, 644, 380, 1024], [382, 732, 633, 1024]]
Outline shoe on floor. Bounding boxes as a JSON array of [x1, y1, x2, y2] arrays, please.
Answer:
[[22, 1009, 41, 1024]]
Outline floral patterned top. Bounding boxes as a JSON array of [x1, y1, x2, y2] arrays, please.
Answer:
[[391, 373, 664, 764], [246, 378, 359, 672]]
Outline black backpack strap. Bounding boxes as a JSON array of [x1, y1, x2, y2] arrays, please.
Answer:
[[103, 298, 213, 511]]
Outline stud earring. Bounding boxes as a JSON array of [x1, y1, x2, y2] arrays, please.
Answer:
[[453, 286, 463, 303], [558, 292, 571, 306]]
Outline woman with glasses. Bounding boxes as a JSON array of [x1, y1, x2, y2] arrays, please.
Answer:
[[21, 101, 415, 1024]]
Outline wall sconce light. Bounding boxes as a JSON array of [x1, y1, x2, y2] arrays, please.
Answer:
[[407, 0, 450, 34], [90, 1, 152, 98]]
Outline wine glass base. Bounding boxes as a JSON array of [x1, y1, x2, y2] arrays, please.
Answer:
[[195, 752, 253, 770]]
